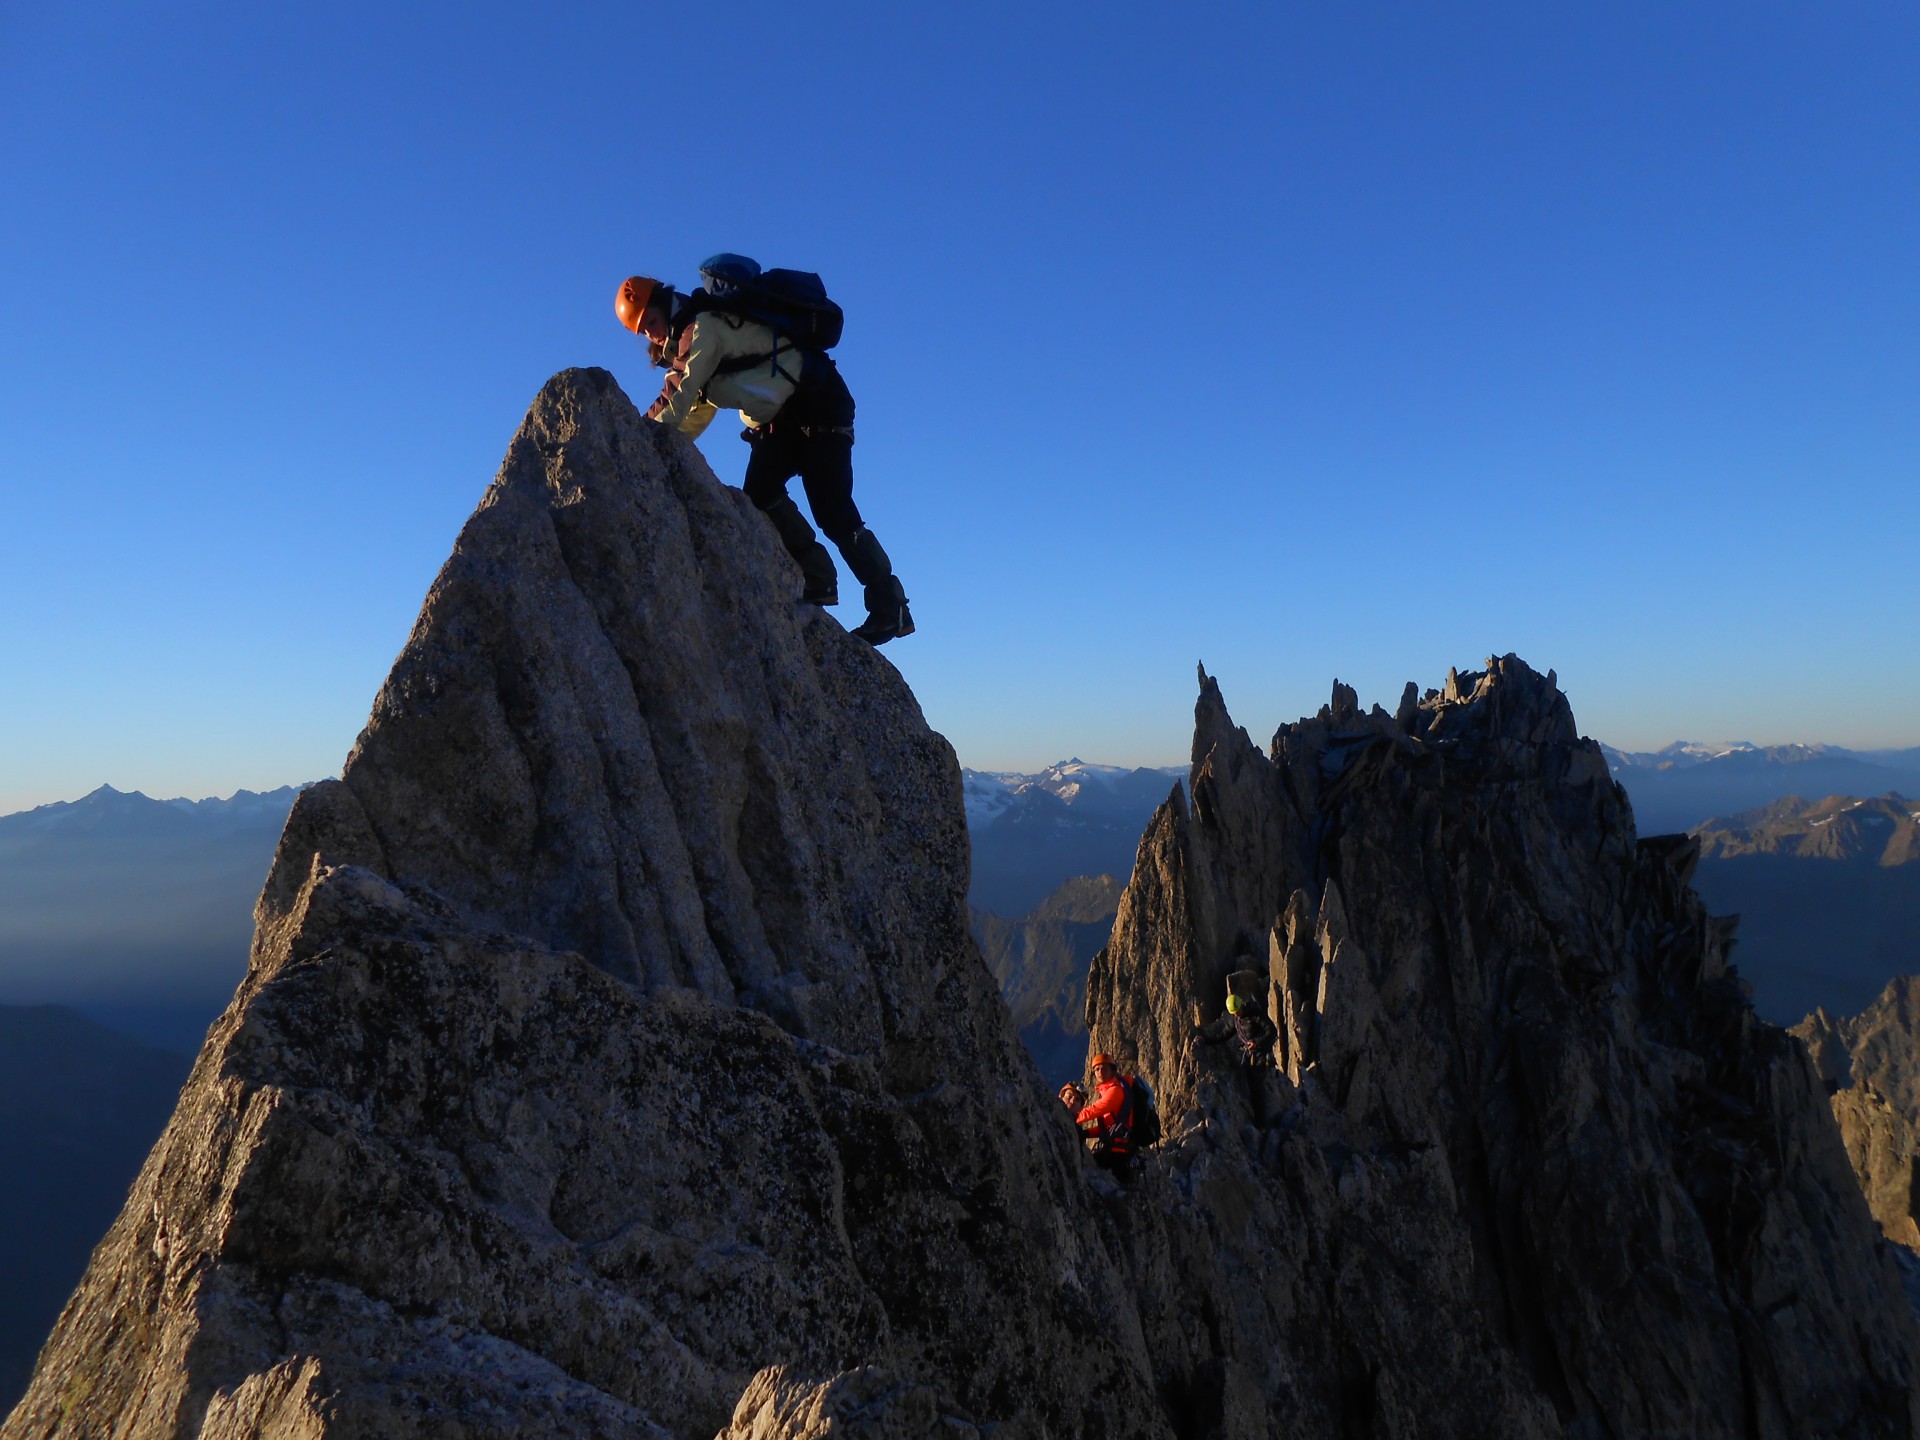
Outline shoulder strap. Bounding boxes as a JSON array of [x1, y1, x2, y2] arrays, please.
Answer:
[[671, 294, 801, 386], [665, 292, 707, 348], [710, 336, 804, 385], [668, 290, 754, 341]]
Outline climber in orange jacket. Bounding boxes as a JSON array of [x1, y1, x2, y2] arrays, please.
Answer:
[[1075, 1054, 1141, 1173]]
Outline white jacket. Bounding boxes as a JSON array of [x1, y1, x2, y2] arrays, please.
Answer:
[[645, 308, 802, 438]]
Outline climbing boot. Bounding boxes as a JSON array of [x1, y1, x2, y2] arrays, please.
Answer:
[[839, 527, 913, 645], [853, 575, 915, 646], [760, 497, 839, 605]]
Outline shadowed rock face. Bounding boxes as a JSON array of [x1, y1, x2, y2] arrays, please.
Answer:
[[7, 374, 1916, 1440], [1087, 660, 1919, 1439]]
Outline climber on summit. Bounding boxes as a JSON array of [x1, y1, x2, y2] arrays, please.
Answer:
[[614, 256, 914, 646]]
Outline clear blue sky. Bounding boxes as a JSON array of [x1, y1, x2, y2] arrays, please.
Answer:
[[3, 2, 1917, 813]]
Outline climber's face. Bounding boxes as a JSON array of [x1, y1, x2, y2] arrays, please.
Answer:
[[640, 300, 671, 345]]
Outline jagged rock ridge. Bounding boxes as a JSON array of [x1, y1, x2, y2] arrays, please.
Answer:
[[1796, 979, 1920, 1253], [1695, 794, 1920, 866], [1084, 660, 1919, 1438], [7, 371, 1915, 1439]]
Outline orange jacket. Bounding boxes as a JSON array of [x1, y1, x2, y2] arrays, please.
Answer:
[[1076, 1076, 1134, 1148]]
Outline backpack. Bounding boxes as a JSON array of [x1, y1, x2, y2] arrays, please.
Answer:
[[1120, 1074, 1161, 1150], [676, 269, 845, 358]]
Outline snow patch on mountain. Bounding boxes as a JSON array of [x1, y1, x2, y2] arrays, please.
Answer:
[[960, 759, 1184, 825]]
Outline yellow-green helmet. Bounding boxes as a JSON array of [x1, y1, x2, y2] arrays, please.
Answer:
[[1226, 993, 1245, 1015]]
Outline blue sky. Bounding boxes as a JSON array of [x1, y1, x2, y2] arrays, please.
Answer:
[[3, 2, 1916, 813]]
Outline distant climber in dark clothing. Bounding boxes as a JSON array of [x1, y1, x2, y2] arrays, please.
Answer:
[[614, 255, 913, 646], [1196, 992, 1278, 1067], [1197, 992, 1283, 1126]]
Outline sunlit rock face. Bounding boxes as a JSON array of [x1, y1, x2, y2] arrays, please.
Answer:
[[1087, 658, 1919, 1439], [1796, 980, 1920, 1253], [7, 371, 1914, 1440]]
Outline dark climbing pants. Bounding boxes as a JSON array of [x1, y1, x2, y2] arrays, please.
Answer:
[[742, 426, 863, 548], [742, 422, 903, 615]]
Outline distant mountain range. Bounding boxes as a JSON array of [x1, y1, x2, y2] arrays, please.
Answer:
[[1689, 794, 1920, 1026], [12, 743, 1912, 1049], [1603, 741, 1920, 836], [961, 760, 1182, 917], [0, 788, 296, 1409], [1693, 793, 1920, 865], [972, 874, 1124, 1084], [0, 783, 304, 1052]]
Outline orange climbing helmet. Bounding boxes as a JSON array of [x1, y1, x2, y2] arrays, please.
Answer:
[[615, 276, 665, 334], [1090, 1053, 1117, 1072]]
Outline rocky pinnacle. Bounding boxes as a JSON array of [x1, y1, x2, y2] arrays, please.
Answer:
[[1086, 659, 1919, 1437]]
